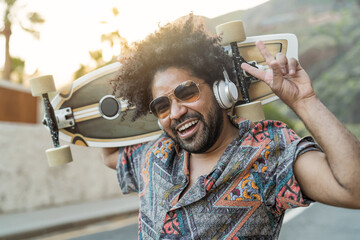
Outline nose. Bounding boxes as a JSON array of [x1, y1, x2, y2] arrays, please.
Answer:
[[169, 98, 187, 120]]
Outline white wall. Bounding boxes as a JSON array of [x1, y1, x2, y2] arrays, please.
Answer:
[[0, 122, 122, 214]]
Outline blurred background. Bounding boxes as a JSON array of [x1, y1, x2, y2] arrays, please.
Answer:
[[1, 0, 359, 239]]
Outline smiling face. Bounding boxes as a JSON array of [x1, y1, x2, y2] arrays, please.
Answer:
[[151, 67, 224, 153]]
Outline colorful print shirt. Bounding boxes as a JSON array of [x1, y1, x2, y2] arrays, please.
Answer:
[[116, 118, 320, 239]]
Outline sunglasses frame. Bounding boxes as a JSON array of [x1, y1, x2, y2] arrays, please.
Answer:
[[149, 80, 202, 119]]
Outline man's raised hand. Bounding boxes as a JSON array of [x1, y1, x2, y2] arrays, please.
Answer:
[[240, 40, 316, 110]]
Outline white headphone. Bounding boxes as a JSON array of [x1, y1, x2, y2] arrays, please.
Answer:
[[213, 68, 238, 109]]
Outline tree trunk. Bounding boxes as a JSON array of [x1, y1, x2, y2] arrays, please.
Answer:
[[3, 22, 12, 80]]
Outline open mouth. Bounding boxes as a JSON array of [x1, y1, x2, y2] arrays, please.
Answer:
[[176, 120, 199, 138]]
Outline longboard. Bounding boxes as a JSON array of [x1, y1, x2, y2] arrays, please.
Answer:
[[36, 32, 298, 149], [30, 21, 299, 166]]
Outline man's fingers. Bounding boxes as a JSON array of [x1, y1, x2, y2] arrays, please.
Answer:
[[241, 62, 266, 81], [269, 60, 284, 90], [288, 58, 299, 76], [276, 52, 288, 75], [256, 40, 275, 66]]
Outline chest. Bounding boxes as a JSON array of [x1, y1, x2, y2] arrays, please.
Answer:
[[179, 154, 219, 199], [138, 154, 277, 240]]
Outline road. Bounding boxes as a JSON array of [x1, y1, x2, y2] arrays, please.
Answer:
[[38, 203, 360, 240], [279, 203, 360, 240]]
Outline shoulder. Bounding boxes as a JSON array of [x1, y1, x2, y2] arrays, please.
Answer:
[[119, 133, 171, 159], [244, 120, 300, 145], [127, 134, 178, 166], [231, 116, 299, 143], [150, 135, 176, 158]]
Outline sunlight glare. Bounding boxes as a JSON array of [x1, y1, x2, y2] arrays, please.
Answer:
[[3, 0, 269, 88]]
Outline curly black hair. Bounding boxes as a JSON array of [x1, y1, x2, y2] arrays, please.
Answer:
[[111, 13, 234, 121]]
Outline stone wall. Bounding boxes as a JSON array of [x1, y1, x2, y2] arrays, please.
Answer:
[[0, 122, 122, 214]]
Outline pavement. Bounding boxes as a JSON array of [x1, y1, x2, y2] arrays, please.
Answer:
[[279, 203, 360, 240], [1, 196, 360, 240], [0, 194, 139, 240]]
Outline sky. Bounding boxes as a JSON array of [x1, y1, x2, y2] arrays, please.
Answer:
[[1, 0, 269, 88]]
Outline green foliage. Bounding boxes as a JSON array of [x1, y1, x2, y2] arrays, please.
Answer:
[[308, 7, 360, 126], [314, 41, 360, 124]]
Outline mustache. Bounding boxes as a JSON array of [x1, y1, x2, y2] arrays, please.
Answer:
[[170, 112, 204, 132]]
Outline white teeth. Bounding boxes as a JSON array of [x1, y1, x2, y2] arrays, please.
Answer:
[[178, 120, 198, 132]]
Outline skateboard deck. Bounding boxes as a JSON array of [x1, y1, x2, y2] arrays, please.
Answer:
[[51, 63, 162, 148], [48, 34, 297, 148]]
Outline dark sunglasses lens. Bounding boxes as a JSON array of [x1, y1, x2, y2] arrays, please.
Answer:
[[174, 81, 200, 102], [150, 96, 171, 118]]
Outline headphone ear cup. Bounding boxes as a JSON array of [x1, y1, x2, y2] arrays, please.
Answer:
[[227, 81, 238, 103], [213, 80, 224, 108], [213, 80, 238, 109]]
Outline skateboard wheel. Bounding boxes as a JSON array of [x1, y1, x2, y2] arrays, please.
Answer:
[[234, 101, 265, 122], [45, 145, 73, 167], [216, 21, 246, 46], [30, 75, 56, 97]]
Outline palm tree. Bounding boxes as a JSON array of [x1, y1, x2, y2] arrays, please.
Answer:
[[1, 0, 44, 81]]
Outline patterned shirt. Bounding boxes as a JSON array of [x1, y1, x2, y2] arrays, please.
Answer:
[[116, 118, 320, 239]]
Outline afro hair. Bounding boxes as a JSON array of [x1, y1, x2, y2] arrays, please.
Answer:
[[111, 13, 234, 121]]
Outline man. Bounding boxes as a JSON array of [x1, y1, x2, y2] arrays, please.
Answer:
[[103, 14, 360, 239]]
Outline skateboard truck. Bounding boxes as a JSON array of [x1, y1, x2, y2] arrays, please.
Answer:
[[30, 75, 73, 167], [216, 20, 265, 122], [42, 107, 75, 129]]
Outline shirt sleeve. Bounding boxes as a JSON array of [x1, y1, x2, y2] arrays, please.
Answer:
[[116, 143, 146, 194], [258, 121, 321, 214], [274, 134, 321, 214]]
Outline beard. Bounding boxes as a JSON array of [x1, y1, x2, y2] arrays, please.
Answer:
[[164, 102, 224, 153]]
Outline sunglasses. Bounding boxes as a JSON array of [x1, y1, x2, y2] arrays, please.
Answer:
[[149, 80, 202, 119]]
